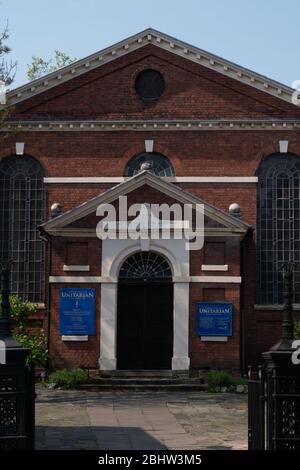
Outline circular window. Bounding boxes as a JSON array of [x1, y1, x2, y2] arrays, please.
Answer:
[[135, 69, 165, 101]]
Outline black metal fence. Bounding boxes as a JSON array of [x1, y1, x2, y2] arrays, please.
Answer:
[[0, 363, 35, 450], [248, 366, 265, 450], [248, 361, 300, 450], [0, 266, 36, 450], [249, 262, 300, 450]]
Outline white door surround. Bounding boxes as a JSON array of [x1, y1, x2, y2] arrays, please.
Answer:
[[99, 238, 190, 371]]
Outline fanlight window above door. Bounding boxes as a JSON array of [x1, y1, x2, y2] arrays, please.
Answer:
[[119, 252, 172, 280]]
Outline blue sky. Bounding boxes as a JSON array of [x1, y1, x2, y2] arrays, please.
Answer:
[[1, 0, 300, 88]]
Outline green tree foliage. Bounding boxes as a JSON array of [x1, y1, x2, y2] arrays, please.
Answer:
[[294, 321, 300, 340], [0, 295, 48, 367], [0, 21, 16, 85], [27, 50, 76, 81], [0, 21, 16, 131]]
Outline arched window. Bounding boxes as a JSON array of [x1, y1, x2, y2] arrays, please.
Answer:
[[119, 252, 172, 280], [256, 153, 300, 304], [0, 155, 46, 302], [124, 152, 175, 177]]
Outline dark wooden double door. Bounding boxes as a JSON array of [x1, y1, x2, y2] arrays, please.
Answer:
[[117, 282, 173, 369]]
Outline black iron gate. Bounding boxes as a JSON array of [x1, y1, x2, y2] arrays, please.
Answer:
[[0, 266, 35, 450], [0, 362, 35, 449], [248, 366, 265, 450], [249, 262, 300, 450], [248, 361, 300, 450]]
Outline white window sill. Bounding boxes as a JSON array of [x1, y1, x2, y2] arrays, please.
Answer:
[[63, 265, 90, 272], [201, 265, 228, 272], [201, 336, 228, 342], [61, 335, 88, 342], [255, 304, 300, 311]]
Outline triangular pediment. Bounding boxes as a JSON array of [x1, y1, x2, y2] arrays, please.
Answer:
[[40, 171, 250, 236], [3, 28, 299, 114]]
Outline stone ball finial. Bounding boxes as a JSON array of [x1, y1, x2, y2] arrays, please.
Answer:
[[229, 203, 241, 219], [51, 202, 62, 218]]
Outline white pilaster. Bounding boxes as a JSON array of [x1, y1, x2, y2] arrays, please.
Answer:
[[99, 237, 190, 371], [172, 282, 190, 370], [99, 282, 117, 370]]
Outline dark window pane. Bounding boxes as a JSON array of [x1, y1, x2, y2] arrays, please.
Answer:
[[0, 155, 45, 302], [257, 153, 300, 304], [135, 69, 165, 101], [119, 252, 172, 279], [124, 152, 175, 177]]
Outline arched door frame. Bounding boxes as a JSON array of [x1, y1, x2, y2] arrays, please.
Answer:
[[117, 252, 173, 369], [99, 238, 190, 371]]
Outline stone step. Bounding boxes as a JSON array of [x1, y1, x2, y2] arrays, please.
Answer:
[[90, 377, 204, 385], [83, 369, 206, 391], [98, 369, 179, 378], [77, 382, 208, 392]]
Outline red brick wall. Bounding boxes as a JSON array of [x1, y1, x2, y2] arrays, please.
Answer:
[[48, 238, 101, 368], [190, 237, 240, 277], [204, 242, 225, 265], [11, 46, 300, 119], [51, 238, 101, 276], [2, 43, 300, 370], [66, 242, 88, 265], [2, 131, 300, 182], [49, 283, 100, 369], [189, 285, 241, 372]]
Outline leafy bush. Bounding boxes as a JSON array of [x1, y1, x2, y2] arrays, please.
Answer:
[[204, 370, 231, 390], [0, 294, 48, 367], [230, 376, 248, 386], [294, 321, 300, 340], [14, 330, 48, 368], [204, 370, 248, 391], [48, 369, 89, 389], [7, 295, 36, 328]]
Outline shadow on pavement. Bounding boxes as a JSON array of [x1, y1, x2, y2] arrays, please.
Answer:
[[36, 425, 167, 450]]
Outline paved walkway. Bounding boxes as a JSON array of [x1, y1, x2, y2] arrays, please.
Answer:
[[35, 387, 248, 450]]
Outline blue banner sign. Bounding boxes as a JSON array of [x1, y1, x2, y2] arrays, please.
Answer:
[[196, 302, 232, 336], [60, 288, 95, 336]]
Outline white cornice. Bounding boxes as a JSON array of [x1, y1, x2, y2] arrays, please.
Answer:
[[2, 119, 300, 132], [49, 276, 101, 283], [44, 177, 125, 183], [43, 176, 258, 184], [2, 28, 299, 108], [41, 228, 245, 238], [49, 275, 241, 283]]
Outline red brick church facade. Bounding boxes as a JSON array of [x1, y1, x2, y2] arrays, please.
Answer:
[[1, 29, 300, 374]]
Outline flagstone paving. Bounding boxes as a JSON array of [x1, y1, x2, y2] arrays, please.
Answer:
[[35, 387, 248, 450]]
